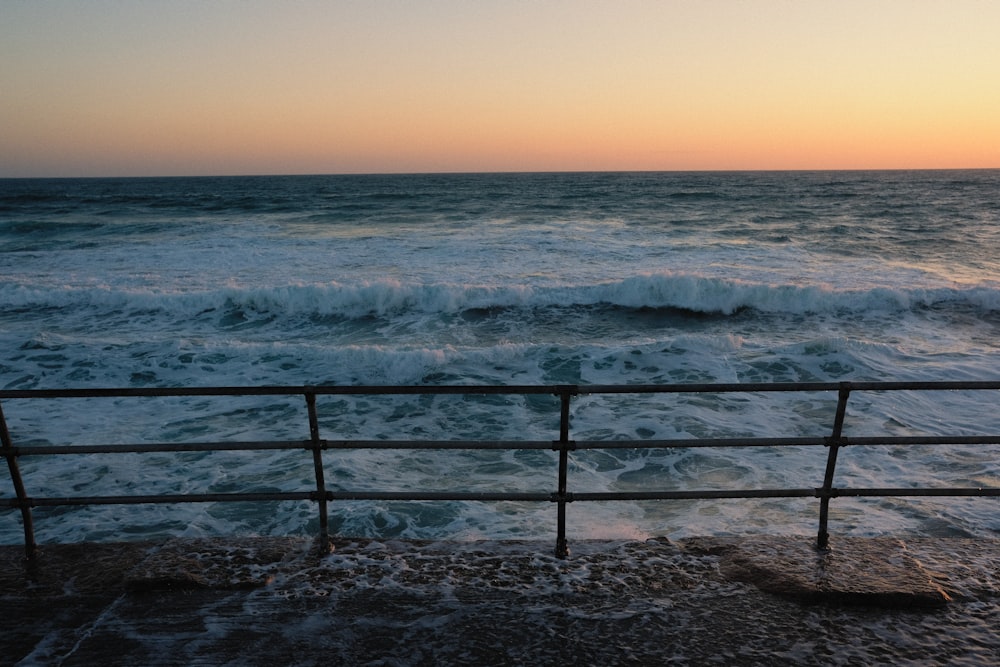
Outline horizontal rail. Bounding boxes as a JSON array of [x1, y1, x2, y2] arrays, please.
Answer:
[[14, 486, 1000, 508], [832, 436, 1000, 446], [19, 482, 1000, 499], [14, 434, 1000, 458], [3, 380, 999, 400], [21, 492, 317, 506], [12, 440, 313, 456], [0, 385, 568, 399], [2, 381, 999, 560], [826, 487, 1000, 498]]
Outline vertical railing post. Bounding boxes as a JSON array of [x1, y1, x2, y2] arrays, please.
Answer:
[[305, 392, 331, 554], [0, 401, 37, 562], [817, 382, 851, 550], [554, 386, 576, 559]]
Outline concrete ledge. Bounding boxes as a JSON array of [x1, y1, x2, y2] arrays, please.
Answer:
[[125, 536, 310, 591], [3, 536, 999, 665], [683, 536, 953, 608]]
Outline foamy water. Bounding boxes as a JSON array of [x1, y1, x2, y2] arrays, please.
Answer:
[[2, 171, 999, 545]]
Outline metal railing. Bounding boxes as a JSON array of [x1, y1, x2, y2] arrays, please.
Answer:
[[2, 381, 999, 561]]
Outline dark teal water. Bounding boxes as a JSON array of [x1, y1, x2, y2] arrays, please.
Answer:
[[1, 170, 998, 543]]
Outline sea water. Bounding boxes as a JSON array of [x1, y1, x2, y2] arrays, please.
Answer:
[[1, 170, 999, 545]]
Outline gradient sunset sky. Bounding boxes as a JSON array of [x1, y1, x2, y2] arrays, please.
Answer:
[[2, 1, 998, 177]]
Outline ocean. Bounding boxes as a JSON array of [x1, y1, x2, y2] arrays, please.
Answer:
[[1, 170, 999, 546]]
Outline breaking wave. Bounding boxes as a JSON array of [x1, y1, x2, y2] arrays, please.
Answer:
[[4, 273, 998, 320]]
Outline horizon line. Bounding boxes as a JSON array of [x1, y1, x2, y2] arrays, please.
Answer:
[[3, 166, 999, 181]]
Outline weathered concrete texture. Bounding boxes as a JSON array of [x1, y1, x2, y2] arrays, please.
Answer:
[[686, 536, 953, 607], [2, 536, 999, 666], [124, 536, 301, 591]]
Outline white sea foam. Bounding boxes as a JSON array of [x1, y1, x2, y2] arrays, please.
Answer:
[[3, 275, 998, 320], [2, 172, 998, 547]]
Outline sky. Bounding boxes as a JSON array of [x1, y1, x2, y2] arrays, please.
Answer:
[[2, 0, 999, 177]]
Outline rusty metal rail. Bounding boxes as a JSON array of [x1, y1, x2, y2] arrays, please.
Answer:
[[2, 381, 999, 560]]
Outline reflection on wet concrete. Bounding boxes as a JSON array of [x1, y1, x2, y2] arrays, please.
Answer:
[[3, 535, 998, 665]]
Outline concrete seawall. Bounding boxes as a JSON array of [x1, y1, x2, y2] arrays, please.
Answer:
[[3, 535, 999, 665]]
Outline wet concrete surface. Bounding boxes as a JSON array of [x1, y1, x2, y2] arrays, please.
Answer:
[[2, 535, 999, 666]]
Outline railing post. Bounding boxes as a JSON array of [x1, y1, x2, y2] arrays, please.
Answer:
[[817, 383, 851, 550], [0, 401, 37, 562], [554, 386, 576, 559], [305, 392, 331, 554]]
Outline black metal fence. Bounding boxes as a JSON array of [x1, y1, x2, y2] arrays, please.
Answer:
[[3, 381, 999, 560]]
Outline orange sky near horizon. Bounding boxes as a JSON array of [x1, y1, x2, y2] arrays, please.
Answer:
[[2, 1, 998, 177]]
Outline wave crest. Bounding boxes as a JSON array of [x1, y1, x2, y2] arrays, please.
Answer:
[[3, 273, 998, 319]]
